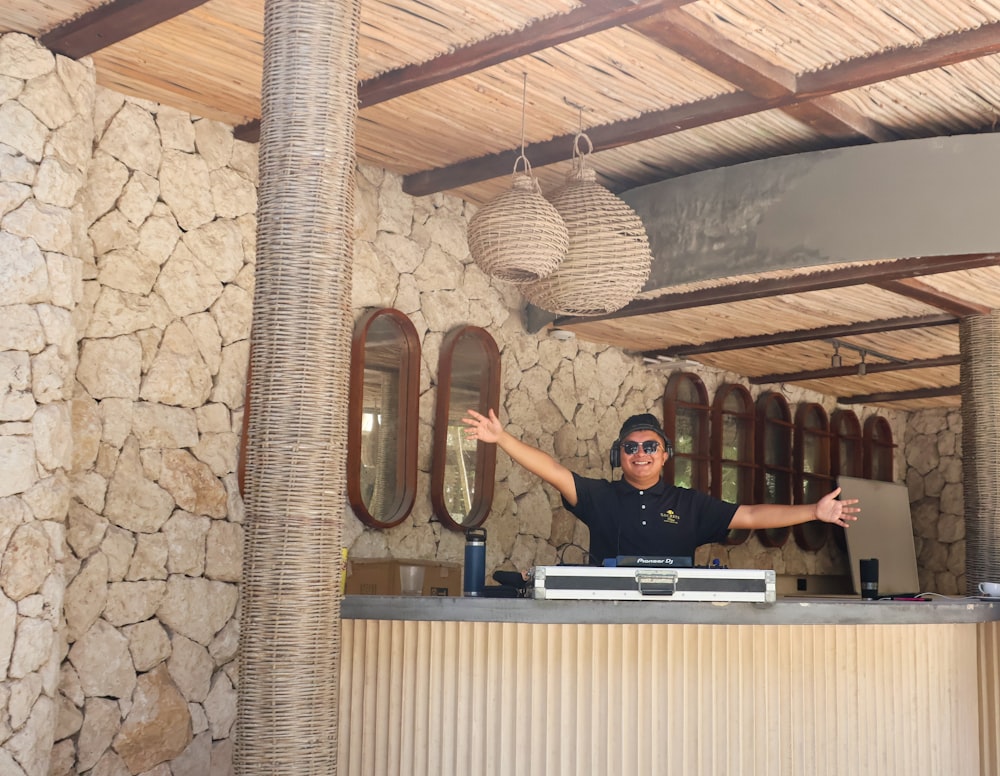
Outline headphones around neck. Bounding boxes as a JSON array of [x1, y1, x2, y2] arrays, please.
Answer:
[[609, 430, 674, 468]]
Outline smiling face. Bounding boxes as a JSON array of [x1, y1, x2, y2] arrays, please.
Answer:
[[618, 429, 669, 488]]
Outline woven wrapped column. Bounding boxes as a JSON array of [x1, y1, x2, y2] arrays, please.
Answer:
[[235, 0, 360, 773], [961, 310, 1000, 594]]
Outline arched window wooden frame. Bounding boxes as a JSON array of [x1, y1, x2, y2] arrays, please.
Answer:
[[832, 409, 863, 479], [711, 383, 754, 546], [793, 403, 834, 552], [863, 416, 895, 482], [830, 409, 862, 551], [431, 325, 501, 531], [662, 372, 710, 491], [347, 308, 421, 529], [754, 391, 794, 548]]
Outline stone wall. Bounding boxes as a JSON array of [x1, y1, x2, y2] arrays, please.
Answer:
[[906, 407, 965, 594], [2, 32, 252, 776], [1, 33, 90, 776], [55, 90, 254, 775], [0, 29, 968, 776]]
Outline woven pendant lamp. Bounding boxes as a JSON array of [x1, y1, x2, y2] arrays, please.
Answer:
[[467, 76, 568, 284], [467, 155, 569, 284], [522, 133, 652, 316]]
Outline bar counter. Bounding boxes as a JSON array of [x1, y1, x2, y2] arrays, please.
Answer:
[[338, 595, 1000, 776], [342, 593, 1000, 625]]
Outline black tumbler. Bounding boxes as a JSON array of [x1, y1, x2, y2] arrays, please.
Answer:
[[464, 528, 487, 597], [859, 558, 879, 599]]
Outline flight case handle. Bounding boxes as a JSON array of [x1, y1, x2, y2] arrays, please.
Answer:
[[636, 570, 677, 596]]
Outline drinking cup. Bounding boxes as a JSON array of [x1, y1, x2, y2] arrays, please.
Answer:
[[399, 564, 425, 595]]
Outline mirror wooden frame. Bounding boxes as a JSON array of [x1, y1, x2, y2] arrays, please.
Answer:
[[431, 325, 501, 531], [347, 308, 421, 529]]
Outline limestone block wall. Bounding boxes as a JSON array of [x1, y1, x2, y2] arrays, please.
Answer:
[[54, 88, 255, 774], [906, 407, 965, 594], [1, 34, 91, 776], [55, 100, 255, 776], [2, 32, 253, 776]]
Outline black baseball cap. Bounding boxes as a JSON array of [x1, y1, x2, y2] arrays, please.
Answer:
[[617, 413, 669, 445]]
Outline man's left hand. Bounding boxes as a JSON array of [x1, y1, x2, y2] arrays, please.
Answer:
[[815, 487, 860, 527]]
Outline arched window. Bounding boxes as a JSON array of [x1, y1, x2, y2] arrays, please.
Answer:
[[794, 403, 833, 551], [755, 391, 793, 548], [663, 373, 710, 491], [831, 409, 863, 479], [864, 416, 895, 482], [712, 384, 754, 545], [830, 409, 862, 551]]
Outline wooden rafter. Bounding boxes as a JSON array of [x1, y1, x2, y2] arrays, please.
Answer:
[[555, 254, 1000, 326], [629, 8, 898, 143], [234, 0, 698, 142], [403, 20, 1000, 195], [359, 0, 695, 108], [749, 355, 961, 386], [641, 315, 956, 359], [837, 386, 961, 404], [41, 0, 209, 57], [875, 278, 994, 317]]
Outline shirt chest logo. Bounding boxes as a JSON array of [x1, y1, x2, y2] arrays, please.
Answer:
[[660, 509, 680, 524]]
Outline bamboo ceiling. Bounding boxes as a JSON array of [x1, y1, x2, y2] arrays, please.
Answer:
[[5, 0, 1000, 410]]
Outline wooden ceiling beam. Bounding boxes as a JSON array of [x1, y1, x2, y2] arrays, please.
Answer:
[[630, 9, 898, 143], [796, 22, 1000, 97], [875, 277, 994, 316], [837, 386, 961, 404], [40, 0, 209, 58], [404, 21, 1000, 195], [557, 254, 1000, 325], [640, 314, 955, 358], [629, 8, 795, 97], [234, 0, 696, 142], [748, 355, 961, 385], [357, 0, 696, 108], [782, 96, 899, 143], [403, 90, 761, 194]]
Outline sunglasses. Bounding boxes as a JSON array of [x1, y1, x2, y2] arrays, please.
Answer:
[[621, 440, 661, 455]]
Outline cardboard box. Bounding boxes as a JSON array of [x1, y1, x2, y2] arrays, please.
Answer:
[[345, 557, 462, 597]]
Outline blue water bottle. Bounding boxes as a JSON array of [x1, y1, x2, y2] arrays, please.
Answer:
[[464, 528, 487, 597]]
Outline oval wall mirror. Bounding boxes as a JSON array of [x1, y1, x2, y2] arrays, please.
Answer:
[[347, 308, 421, 528], [431, 325, 501, 531]]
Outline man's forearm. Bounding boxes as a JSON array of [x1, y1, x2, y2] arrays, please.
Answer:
[[496, 431, 559, 479], [730, 502, 817, 530], [494, 431, 577, 503]]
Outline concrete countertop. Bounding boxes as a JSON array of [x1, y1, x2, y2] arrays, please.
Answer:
[[341, 594, 1000, 626]]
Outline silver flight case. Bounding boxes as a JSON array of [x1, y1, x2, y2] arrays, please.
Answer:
[[530, 565, 776, 603]]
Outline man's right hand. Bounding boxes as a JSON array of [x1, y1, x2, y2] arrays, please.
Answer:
[[461, 407, 578, 506], [463, 408, 503, 444]]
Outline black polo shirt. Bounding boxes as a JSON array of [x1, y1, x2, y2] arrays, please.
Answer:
[[564, 473, 737, 565]]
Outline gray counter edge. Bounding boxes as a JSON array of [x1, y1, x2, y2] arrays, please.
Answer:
[[342, 595, 1000, 626]]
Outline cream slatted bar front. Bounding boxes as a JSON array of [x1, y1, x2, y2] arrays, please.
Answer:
[[339, 598, 1000, 776]]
